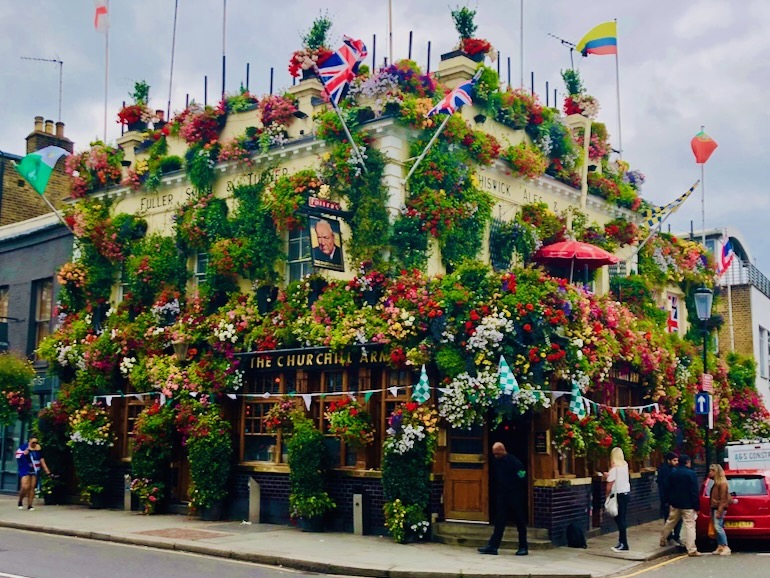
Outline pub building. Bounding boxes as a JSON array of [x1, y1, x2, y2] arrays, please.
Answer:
[[53, 51, 687, 546]]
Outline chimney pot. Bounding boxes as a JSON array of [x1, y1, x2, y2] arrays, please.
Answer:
[[44, 120, 54, 134], [34, 116, 44, 132], [55, 122, 65, 138]]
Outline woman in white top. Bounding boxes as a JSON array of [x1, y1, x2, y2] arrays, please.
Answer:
[[604, 446, 631, 552]]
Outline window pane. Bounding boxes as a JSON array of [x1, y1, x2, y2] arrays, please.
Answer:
[[0, 286, 8, 318], [244, 435, 280, 462], [288, 229, 311, 282], [37, 279, 53, 320]]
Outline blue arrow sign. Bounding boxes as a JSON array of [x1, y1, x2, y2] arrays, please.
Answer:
[[695, 392, 710, 415]]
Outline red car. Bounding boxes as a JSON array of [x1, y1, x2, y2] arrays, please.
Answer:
[[697, 469, 770, 541]]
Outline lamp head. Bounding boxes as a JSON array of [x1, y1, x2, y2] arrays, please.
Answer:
[[694, 286, 714, 321]]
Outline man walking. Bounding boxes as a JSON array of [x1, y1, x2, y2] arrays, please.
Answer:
[[478, 442, 529, 556], [657, 451, 682, 545], [659, 454, 701, 556]]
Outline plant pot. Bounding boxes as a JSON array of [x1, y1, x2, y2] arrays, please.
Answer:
[[257, 285, 279, 315], [89, 492, 109, 509], [299, 516, 325, 532], [302, 68, 319, 80], [383, 102, 401, 117], [127, 121, 148, 132], [362, 288, 382, 307], [200, 501, 224, 521], [356, 107, 375, 124], [440, 49, 485, 63]]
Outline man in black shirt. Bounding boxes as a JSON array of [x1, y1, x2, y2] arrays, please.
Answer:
[[657, 451, 682, 544], [478, 442, 529, 556], [659, 454, 701, 556]]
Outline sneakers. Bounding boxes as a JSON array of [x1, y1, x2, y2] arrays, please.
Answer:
[[515, 547, 529, 556], [611, 545, 629, 552], [477, 545, 498, 555], [27, 506, 34, 511], [17, 505, 23, 510]]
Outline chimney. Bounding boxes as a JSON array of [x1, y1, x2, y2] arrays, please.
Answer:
[[26, 115, 74, 154]]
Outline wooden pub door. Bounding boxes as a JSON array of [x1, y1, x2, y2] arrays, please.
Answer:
[[444, 425, 489, 521]]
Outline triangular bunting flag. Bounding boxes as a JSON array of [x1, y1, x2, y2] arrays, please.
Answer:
[[388, 386, 400, 397], [551, 391, 567, 401], [498, 355, 519, 395], [348, 392, 357, 401], [364, 390, 375, 403], [261, 391, 271, 399], [301, 394, 312, 410], [437, 387, 450, 394], [619, 408, 626, 420], [105, 395, 114, 407], [160, 393, 167, 405], [227, 393, 237, 400], [569, 381, 586, 418], [190, 391, 199, 398], [411, 364, 430, 403]]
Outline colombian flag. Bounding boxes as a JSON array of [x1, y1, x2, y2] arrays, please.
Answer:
[[576, 21, 617, 56]]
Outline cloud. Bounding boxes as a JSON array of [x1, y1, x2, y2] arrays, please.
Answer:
[[672, 1, 733, 40]]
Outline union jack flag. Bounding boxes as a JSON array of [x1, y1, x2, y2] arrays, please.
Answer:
[[667, 294, 679, 333], [427, 78, 476, 117], [316, 36, 367, 106]]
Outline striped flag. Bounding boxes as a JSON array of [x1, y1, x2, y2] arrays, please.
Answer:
[[718, 238, 735, 276], [642, 181, 699, 228], [576, 21, 618, 56], [316, 36, 367, 105], [94, 0, 109, 33], [667, 294, 679, 333]]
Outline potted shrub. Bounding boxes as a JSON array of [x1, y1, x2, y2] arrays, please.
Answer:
[[443, 6, 493, 63], [117, 80, 156, 132], [325, 397, 374, 467], [67, 404, 115, 508], [176, 399, 233, 521], [287, 414, 335, 531], [289, 14, 334, 80]]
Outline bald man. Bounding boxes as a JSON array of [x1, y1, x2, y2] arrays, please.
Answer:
[[478, 442, 529, 556], [312, 219, 343, 266]]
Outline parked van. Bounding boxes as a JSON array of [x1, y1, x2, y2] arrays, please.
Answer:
[[696, 441, 770, 540]]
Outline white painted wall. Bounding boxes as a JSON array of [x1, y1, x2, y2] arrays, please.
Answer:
[[750, 286, 770, 409]]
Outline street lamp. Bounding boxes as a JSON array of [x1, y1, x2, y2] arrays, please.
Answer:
[[694, 286, 714, 469]]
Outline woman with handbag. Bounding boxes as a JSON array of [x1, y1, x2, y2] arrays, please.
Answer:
[[708, 464, 731, 556], [603, 447, 631, 552]]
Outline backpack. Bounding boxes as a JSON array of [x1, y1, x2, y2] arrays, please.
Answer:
[[566, 522, 587, 549]]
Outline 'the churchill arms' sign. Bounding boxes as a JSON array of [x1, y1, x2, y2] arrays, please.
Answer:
[[245, 345, 390, 370]]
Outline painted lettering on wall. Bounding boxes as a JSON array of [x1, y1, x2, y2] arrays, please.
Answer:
[[251, 348, 390, 370], [139, 193, 174, 213]]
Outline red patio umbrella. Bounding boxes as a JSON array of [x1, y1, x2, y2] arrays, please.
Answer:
[[533, 240, 620, 283]]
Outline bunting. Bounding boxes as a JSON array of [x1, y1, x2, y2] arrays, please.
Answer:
[[568, 381, 587, 418], [411, 364, 431, 403], [498, 355, 519, 395]]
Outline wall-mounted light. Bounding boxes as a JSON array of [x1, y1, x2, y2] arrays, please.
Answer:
[[293, 110, 309, 119]]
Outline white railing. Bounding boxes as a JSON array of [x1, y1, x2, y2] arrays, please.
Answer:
[[720, 260, 770, 300]]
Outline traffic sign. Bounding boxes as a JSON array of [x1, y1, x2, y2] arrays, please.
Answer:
[[695, 391, 711, 416], [701, 373, 713, 393]]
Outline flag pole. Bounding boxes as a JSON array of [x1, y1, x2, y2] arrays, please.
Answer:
[[403, 113, 451, 185], [520, 0, 525, 88], [222, 0, 227, 98], [167, 0, 179, 119], [37, 193, 75, 235], [614, 18, 623, 158], [103, 0, 110, 142], [724, 228, 735, 352], [312, 66, 368, 173], [632, 181, 700, 258], [700, 127, 706, 246], [388, 0, 393, 66]]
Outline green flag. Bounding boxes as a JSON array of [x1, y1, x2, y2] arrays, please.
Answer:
[[14, 146, 69, 196], [411, 364, 430, 404]]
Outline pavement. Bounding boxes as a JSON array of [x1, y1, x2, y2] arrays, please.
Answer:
[[0, 495, 686, 578]]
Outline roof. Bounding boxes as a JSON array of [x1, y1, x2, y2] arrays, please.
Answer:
[[0, 212, 64, 243]]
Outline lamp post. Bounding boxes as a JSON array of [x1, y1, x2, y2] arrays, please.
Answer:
[[694, 286, 714, 469]]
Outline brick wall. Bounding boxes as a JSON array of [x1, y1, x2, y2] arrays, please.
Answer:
[[230, 470, 444, 536], [534, 471, 659, 546], [715, 285, 753, 357]]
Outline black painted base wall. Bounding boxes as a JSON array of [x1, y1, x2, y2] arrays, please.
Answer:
[[534, 471, 660, 546]]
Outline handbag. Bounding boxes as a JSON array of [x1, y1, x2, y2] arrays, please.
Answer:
[[708, 516, 717, 539], [604, 481, 619, 517]]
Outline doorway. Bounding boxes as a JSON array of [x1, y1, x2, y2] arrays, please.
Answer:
[[488, 417, 531, 524]]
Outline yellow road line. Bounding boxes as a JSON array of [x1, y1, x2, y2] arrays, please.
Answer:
[[614, 554, 688, 578]]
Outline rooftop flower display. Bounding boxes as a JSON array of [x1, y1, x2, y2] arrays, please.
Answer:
[[450, 6, 493, 58], [288, 13, 334, 77]]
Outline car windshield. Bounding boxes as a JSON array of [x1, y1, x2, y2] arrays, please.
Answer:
[[706, 476, 767, 496]]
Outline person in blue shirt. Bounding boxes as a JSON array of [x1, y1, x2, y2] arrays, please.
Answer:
[[15, 437, 50, 510]]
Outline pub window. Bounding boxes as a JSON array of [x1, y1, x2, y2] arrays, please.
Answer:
[[373, 368, 416, 466], [761, 326, 770, 379], [242, 371, 290, 463], [30, 278, 53, 356], [117, 263, 129, 303], [287, 227, 312, 282], [194, 252, 208, 287], [123, 393, 151, 459]]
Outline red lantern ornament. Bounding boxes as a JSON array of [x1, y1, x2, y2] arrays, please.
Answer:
[[691, 130, 718, 164]]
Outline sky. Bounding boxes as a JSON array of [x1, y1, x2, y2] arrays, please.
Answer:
[[1, 1, 768, 270]]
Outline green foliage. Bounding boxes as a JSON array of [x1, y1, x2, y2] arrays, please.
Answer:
[[158, 155, 184, 174], [610, 275, 667, 326], [451, 6, 478, 39], [185, 144, 218, 193], [174, 192, 231, 251], [131, 402, 175, 482], [35, 402, 71, 485], [0, 352, 34, 426], [130, 80, 150, 105], [302, 12, 333, 50], [561, 69, 583, 96], [287, 415, 335, 519], [68, 405, 114, 501], [435, 345, 466, 378], [185, 402, 233, 510], [125, 234, 188, 306], [390, 213, 428, 272]]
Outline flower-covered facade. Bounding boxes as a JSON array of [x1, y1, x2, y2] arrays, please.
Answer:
[[35, 17, 767, 543]]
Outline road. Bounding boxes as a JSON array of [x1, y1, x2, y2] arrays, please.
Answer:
[[0, 528, 340, 578], [610, 541, 770, 578]]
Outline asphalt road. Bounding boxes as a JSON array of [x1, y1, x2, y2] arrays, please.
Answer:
[[610, 541, 770, 578], [0, 528, 339, 578]]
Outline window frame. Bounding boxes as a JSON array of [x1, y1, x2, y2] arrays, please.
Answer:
[[760, 326, 768, 379], [287, 227, 312, 282], [29, 278, 53, 357]]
